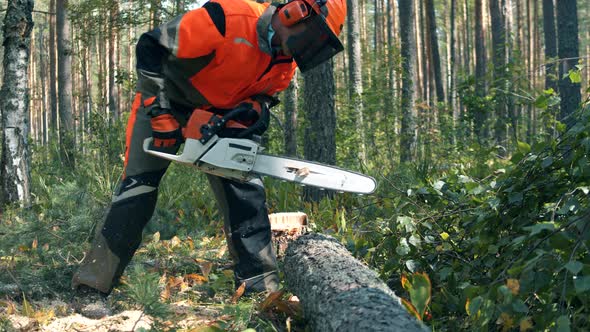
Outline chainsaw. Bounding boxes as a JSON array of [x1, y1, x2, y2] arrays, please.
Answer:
[[143, 105, 376, 195]]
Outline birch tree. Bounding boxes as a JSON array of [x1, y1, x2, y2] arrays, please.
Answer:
[[347, 0, 366, 165], [0, 0, 34, 208]]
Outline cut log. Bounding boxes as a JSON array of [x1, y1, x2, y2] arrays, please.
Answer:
[[270, 212, 308, 258], [283, 233, 427, 332]]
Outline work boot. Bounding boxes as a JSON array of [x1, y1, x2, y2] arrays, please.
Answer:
[[238, 270, 279, 295], [72, 233, 121, 294], [71, 285, 112, 319]]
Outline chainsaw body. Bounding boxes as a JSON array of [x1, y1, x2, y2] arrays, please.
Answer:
[[142, 105, 377, 194]]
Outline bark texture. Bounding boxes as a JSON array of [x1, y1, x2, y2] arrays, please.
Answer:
[[542, 0, 557, 91], [57, 0, 75, 168], [346, 0, 366, 164], [284, 233, 427, 332], [556, 0, 581, 122], [474, 0, 487, 141], [398, 0, 417, 162], [284, 73, 298, 157], [489, 0, 508, 149], [49, 0, 58, 134], [425, 0, 444, 103], [302, 62, 336, 202], [0, 0, 34, 207]]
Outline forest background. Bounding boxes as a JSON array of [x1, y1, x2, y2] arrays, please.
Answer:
[[0, 0, 589, 330]]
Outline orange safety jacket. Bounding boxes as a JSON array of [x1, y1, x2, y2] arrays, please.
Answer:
[[135, 0, 297, 112]]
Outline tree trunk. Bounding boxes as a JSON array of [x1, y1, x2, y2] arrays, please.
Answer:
[[425, 0, 444, 103], [302, 62, 337, 202], [399, 0, 417, 163], [555, 0, 581, 123], [49, 0, 58, 136], [449, 0, 456, 111], [386, 0, 398, 159], [37, 22, 48, 146], [284, 233, 427, 332], [489, 0, 508, 150], [474, 0, 487, 142], [283, 73, 298, 157], [57, 0, 75, 168], [108, 0, 119, 123], [0, 0, 34, 208], [347, 0, 366, 165]]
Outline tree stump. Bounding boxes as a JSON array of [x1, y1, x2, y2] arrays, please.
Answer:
[[283, 233, 427, 332]]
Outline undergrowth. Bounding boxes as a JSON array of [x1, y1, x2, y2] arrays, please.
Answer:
[[1, 101, 589, 330]]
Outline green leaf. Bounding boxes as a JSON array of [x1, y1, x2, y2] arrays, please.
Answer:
[[433, 180, 446, 191], [409, 235, 422, 248], [564, 261, 583, 275], [403, 273, 432, 319], [568, 70, 582, 84], [401, 298, 422, 321], [577, 187, 589, 195], [574, 276, 590, 293], [397, 216, 416, 233], [396, 238, 411, 256], [534, 94, 549, 109], [541, 157, 553, 168], [466, 296, 483, 316], [523, 222, 555, 236], [508, 192, 523, 204], [517, 141, 531, 154], [556, 315, 571, 332], [512, 299, 529, 313]]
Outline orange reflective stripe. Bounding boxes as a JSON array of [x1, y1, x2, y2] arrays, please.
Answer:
[[152, 114, 179, 132], [143, 96, 157, 107], [123, 92, 142, 179]]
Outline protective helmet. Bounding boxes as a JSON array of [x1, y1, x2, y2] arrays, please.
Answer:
[[279, 0, 347, 72]]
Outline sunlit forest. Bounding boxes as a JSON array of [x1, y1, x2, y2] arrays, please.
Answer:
[[0, 0, 589, 330]]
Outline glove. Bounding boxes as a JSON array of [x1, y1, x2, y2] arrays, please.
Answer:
[[210, 95, 277, 138], [148, 105, 183, 150]]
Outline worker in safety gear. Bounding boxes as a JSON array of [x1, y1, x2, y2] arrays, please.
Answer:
[[72, 0, 347, 297]]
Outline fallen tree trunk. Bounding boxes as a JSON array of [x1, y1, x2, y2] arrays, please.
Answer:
[[283, 233, 427, 332]]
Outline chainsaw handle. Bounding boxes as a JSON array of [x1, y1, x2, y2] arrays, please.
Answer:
[[200, 100, 271, 143], [199, 106, 252, 144], [235, 103, 270, 139]]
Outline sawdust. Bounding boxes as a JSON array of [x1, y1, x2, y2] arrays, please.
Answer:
[[7, 310, 153, 332]]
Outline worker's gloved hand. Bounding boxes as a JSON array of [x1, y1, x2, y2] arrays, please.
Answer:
[[147, 105, 184, 151], [210, 95, 278, 139]]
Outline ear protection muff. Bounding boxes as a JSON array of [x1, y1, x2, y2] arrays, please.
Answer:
[[279, 1, 310, 27]]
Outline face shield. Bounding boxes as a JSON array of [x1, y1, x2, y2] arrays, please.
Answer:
[[285, 14, 344, 72]]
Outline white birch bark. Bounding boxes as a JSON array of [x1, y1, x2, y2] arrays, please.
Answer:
[[0, 0, 34, 208]]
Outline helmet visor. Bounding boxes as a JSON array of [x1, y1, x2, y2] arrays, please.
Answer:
[[286, 14, 344, 72]]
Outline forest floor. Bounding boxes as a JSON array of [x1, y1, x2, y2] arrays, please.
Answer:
[[0, 229, 304, 332]]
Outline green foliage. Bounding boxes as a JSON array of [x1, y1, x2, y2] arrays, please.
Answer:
[[401, 272, 432, 321], [334, 105, 590, 331], [123, 265, 170, 318]]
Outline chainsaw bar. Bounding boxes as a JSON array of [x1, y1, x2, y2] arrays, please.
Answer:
[[143, 137, 377, 195], [251, 154, 376, 194]]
